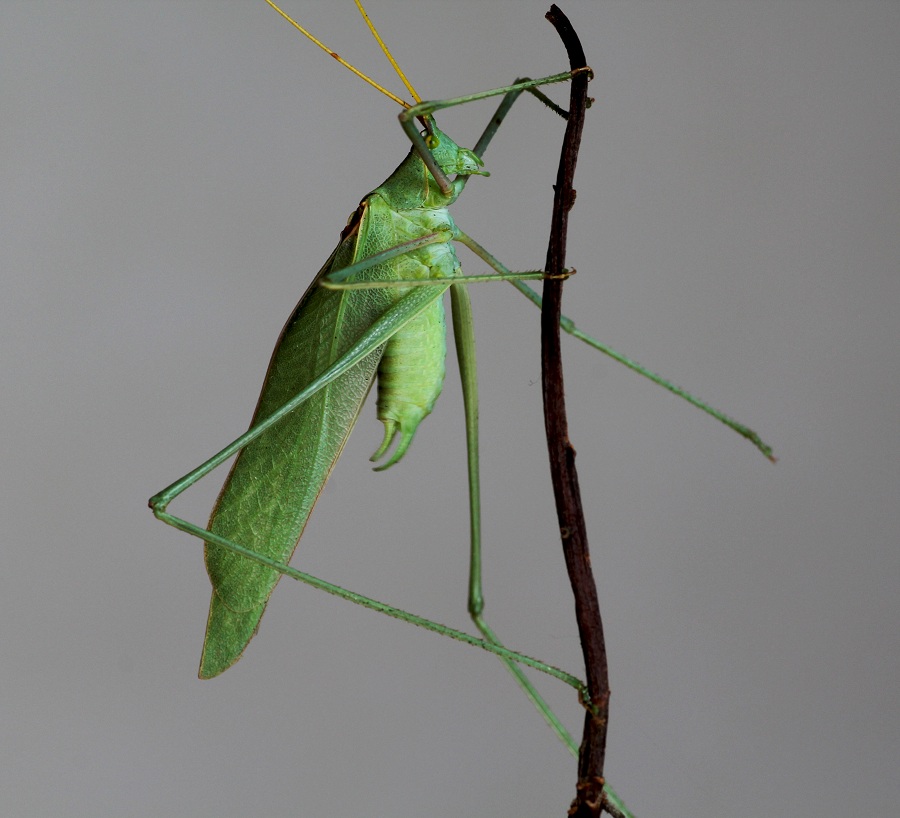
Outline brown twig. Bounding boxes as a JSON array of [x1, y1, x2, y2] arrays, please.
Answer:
[[541, 7, 609, 817]]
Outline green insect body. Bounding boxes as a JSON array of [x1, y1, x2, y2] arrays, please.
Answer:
[[149, 16, 771, 810], [368, 141, 475, 467], [200, 125, 483, 678]]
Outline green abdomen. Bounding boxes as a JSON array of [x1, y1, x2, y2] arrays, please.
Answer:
[[372, 216, 461, 468]]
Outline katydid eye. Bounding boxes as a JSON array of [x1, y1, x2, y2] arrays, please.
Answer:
[[425, 133, 439, 149]]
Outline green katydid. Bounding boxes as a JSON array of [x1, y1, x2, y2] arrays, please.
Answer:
[[150, 1, 772, 807]]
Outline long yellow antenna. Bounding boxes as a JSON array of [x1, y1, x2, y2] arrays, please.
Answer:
[[264, 0, 414, 109], [352, 0, 422, 104]]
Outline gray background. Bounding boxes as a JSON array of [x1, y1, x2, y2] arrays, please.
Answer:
[[3, 1, 898, 816]]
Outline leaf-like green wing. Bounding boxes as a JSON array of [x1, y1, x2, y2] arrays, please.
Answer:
[[200, 198, 398, 679]]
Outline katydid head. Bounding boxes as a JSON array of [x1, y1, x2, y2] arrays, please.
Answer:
[[422, 122, 486, 179], [378, 120, 489, 210]]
